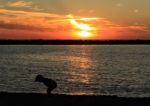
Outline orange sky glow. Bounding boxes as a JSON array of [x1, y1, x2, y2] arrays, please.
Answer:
[[0, 0, 150, 40]]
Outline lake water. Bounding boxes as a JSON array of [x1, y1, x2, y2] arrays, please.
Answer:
[[0, 45, 150, 97]]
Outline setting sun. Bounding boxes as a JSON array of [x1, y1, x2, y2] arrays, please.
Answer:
[[78, 31, 92, 38], [0, 0, 150, 40], [67, 15, 98, 39]]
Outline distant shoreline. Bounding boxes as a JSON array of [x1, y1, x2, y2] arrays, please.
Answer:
[[0, 92, 150, 106], [0, 40, 150, 45]]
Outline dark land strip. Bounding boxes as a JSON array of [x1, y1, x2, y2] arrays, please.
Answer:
[[0, 40, 150, 45], [0, 92, 150, 106]]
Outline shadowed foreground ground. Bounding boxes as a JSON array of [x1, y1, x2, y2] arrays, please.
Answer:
[[0, 92, 150, 106]]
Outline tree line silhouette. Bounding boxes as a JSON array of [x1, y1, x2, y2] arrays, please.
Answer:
[[0, 39, 150, 45]]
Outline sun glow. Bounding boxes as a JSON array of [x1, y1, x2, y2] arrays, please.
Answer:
[[67, 15, 98, 39], [78, 31, 92, 37]]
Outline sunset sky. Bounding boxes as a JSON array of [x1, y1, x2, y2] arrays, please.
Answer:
[[0, 0, 150, 40]]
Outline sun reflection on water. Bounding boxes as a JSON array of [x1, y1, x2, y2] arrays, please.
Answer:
[[66, 46, 95, 85], [69, 92, 94, 96]]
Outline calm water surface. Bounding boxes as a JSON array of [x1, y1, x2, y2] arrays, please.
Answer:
[[0, 45, 150, 97]]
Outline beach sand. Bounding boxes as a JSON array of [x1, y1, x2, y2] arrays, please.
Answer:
[[0, 92, 150, 106]]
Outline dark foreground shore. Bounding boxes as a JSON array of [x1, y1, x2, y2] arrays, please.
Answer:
[[0, 92, 150, 106]]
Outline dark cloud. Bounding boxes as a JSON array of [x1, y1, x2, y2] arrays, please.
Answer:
[[0, 21, 55, 31]]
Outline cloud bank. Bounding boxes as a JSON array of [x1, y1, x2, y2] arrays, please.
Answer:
[[0, 8, 150, 39]]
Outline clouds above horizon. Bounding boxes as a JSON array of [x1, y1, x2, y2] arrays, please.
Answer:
[[0, 8, 66, 30], [0, 7, 84, 39], [7, 1, 33, 8], [0, 0, 150, 39]]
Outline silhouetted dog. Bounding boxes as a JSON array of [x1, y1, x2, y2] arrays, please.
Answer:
[[35, 75, 57, 96]]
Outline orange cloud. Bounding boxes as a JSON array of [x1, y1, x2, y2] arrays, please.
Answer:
[[0, 9, 150, 40], [92, 18, 150, 39], [0, 9, 68, 31], [7, 1, 33, 8], [0, 9, 72, 39]]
